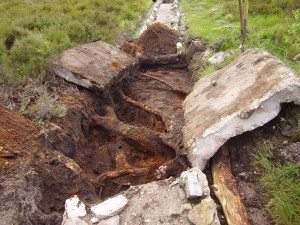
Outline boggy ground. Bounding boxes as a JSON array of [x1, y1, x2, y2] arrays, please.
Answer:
[[0, 22, 192, 224], [65, 65, 192, 198], [0, 60, 192, 224], [51, 62, 193, 213]]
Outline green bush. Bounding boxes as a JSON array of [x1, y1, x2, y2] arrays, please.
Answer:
[[0, 0, 151, 81], [254, 143, 300, 225], [7, 34, 52, 79], [3, 26, 29, 50]]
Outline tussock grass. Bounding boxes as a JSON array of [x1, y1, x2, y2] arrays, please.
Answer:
[[182, 0, 300, 79], [0, 0, 151, 80], [253, 142, 300, 225]]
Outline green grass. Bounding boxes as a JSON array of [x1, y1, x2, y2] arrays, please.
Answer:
[[182, 0, 300, 79], [253, 142, 300, 225], [0, 0, 151, 81]]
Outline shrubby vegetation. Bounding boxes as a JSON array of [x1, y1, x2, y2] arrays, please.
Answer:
[[254, 142, 300, 225], [182, 0, 300, 76], [0, 0, 151, 81]]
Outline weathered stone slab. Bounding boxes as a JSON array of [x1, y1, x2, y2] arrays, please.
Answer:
[[52, 41, 137, 94], [183, 49, 300, 169]]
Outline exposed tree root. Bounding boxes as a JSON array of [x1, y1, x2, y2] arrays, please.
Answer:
[[212, 145, 250, 225], [119, 89, 173, 132], [96, 167, 150, 181], [92, 167, 150, 198], [92, 106, 175, 155], [140, 73, 189, 95], [137, 53, 180, 65]]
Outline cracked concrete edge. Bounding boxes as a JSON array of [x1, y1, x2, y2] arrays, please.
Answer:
[[184, 49, 300, 170], [189, 84, 300, 169]]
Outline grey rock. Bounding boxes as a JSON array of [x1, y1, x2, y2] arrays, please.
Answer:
[[208, 50, 234, 64], [188, 197, 220, 225], [179, 167, 210, 198], [183, 49, 300, 169], [120, 179, 189, 225], [52, 41, 137, 95]]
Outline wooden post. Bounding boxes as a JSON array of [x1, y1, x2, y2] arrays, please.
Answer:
[[212, 146, 250, 225]]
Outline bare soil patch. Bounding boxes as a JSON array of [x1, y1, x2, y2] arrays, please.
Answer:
[[123, 23, 180, 57]]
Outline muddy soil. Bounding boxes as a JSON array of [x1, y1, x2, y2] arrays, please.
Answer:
[[72, 66, 191, 198], [0, 65, 192, 224], [45, 66, 192, 220]]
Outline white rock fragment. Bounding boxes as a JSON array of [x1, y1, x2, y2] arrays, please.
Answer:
[[208, 50, 234, 64], [176, 42, 185, 55], [91, 217, 100, 224], [65, 196, 87, 218], [91, 195, 128, 220], [183, 49, 300, 169], [179, 167, 210, 198], [97, 215, 120, 225], [62, 196, 88, 225]]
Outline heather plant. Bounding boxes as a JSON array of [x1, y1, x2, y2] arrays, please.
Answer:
[[0, 0, 151, 81]]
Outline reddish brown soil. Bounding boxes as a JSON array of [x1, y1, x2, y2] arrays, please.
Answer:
[[0, 106, 39, 170], [55, 67, 192, 198], [0, 105, 98, 224], [0, 23, 192, 224], [137, 23, 180, 57]]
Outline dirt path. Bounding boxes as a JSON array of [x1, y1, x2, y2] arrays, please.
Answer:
[[156, 3, 174, 27]]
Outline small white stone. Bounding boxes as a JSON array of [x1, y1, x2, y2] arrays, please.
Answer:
[[91, 195, 128, 220], [91, 217, 100, 224], [65, 196, 87, 218], [176, 42, 185, 55], [179, 168, 209, 199], [208, 52, 227, 64]]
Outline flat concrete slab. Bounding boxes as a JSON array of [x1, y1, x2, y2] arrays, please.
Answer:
[[183, 49, 300, 169], [52, 41, 137, 94]]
